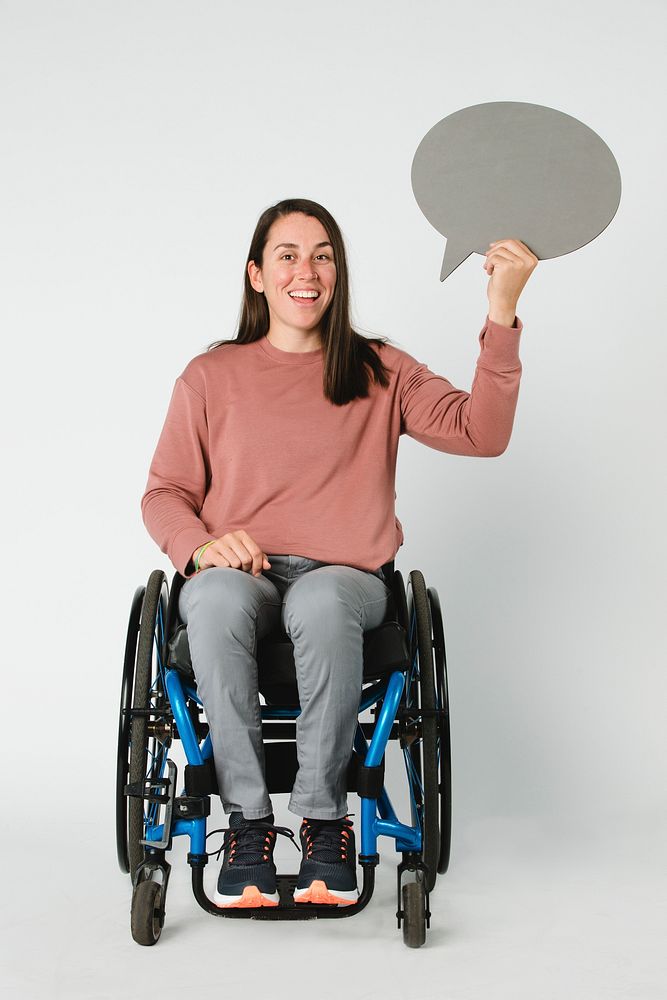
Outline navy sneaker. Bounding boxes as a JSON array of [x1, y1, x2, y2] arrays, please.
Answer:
[[213, 812, 298, 908], [294, 815, 358, 905]]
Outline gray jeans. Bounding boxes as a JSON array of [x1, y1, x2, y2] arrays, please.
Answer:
[[178, 554, 392, 820]]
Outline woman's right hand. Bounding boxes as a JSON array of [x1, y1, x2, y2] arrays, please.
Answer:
[[193, 530, 272, 577]]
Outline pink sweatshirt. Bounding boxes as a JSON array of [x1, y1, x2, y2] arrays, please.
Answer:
[[141, 315, 523, 578]]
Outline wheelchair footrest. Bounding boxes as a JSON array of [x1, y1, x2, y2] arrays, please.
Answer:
[[191, 865, 376, 919], [277, 874, 306, 908], [273, 875, 352, 909]]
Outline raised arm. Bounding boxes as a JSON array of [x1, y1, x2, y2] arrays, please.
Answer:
[[400, 314, 523, 457], [400, 235, 538, 456]]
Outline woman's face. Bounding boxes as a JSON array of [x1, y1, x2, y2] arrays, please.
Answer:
[[248, 212, 337, 337]]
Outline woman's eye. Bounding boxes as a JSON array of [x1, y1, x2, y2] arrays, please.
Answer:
[[281, 253, 332, 261]]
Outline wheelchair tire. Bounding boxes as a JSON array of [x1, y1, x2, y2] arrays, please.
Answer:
[[131, 879, 163, 946], [127, 569, 170, 878], [428, 586, 452, 875], [402, 881, 427, 948], [116, 585, 145, 873], [406, 570, 440, 894]]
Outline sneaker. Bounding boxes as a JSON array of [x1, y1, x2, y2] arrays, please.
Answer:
[[294, 815, 358, 905], [213, 813, 297, 908]]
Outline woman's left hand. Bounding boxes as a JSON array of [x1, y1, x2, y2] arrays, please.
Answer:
[[484, 238, 539, 316]]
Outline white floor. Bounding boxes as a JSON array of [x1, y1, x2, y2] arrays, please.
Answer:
[[2, 804, 664, 1000]]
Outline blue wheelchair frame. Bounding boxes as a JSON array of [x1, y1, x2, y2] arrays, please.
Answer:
[[137, 598, 428, 916]]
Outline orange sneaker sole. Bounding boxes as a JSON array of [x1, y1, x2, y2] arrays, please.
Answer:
[[294, 879, 358, 906], [214, 885, 279, 908]]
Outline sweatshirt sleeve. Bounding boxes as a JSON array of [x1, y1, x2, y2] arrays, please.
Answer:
[[140, 376, 219, 577], [400, 314, 523, 457]]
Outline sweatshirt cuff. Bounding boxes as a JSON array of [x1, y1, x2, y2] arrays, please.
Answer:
[[171, 526, 219, 579], [478, 313, 523, 368]]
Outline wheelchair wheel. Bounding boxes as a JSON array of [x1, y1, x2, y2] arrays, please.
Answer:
[[131, 879, 163, 946], [402, 880, 427, 948], [125, 569, 171, 878], [116, 585, 144, 873], [405, 570, 440, 893], [429, 586, 452, 875]]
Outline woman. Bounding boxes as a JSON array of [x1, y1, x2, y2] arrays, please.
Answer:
[[141, 197, 538, 908]]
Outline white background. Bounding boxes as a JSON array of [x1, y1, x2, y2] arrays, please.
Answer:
[[1, 1, 665, 997]]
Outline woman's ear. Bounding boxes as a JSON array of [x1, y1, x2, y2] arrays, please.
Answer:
[[247, 259, 263, 293]]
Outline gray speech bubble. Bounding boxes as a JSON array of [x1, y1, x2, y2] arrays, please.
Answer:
[[411, 101, 622, 281]]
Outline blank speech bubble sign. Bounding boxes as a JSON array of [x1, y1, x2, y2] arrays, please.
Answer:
[[411, 101, 622, 281]]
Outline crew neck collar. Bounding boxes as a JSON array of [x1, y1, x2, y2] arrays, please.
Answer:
[[257, 335, 323, 365]]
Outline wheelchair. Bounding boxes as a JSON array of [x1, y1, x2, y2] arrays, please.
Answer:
[[116, 560, 451, 948]]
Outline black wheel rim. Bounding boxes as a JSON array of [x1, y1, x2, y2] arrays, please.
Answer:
[[405, 570, 440, 893], [428, 586, 452, 875], [127, 570, 171, 878], [116, 585, 145, 873]]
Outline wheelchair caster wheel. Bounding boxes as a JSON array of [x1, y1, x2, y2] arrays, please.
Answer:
[[401, 881, 427, 948], [131, 880, 164, 946]]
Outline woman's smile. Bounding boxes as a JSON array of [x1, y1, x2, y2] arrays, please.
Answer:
[[288, 289, 321, 306]]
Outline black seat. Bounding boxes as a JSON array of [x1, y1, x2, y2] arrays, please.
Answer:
[[256, 616, 410, 704], [165, 561, 410, 706]]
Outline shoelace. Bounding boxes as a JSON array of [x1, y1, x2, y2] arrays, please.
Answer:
[[302, 814, 354, 864], [206, 820, 300, 866]]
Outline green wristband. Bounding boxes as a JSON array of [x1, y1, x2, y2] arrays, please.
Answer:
[[194, 541, 215, 573]]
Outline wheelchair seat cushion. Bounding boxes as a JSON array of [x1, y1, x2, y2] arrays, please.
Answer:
[[166, 617, 410, 705], [256, 620, 411, 704]]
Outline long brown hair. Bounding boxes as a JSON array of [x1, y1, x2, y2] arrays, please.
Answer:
[[207, 198, 395, 405]]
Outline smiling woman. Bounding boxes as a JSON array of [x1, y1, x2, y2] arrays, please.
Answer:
[[247, 213, 337, 354], [140, 193, 527, 910], [206, 197, 395, 406]]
